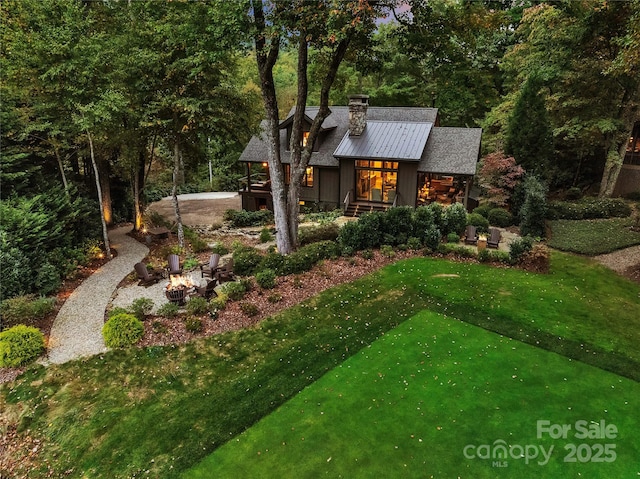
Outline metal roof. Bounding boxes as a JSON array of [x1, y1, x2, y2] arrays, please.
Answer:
[[333, 121, 433, 161]]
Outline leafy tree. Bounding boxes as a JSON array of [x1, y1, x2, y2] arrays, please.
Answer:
[[251, 0, 382, 254], [478, 151, 526, 208]]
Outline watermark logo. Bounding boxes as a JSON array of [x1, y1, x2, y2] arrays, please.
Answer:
[[463, 420, 618, 467]]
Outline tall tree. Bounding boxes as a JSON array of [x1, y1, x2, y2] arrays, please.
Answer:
[[504, 77, 553, 176], [251, 0, 381, 254]]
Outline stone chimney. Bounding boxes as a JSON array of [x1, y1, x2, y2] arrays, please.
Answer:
[[348, 94, 369, 136]]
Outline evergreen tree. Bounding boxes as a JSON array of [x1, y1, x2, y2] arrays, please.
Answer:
[[505, 77, 554, 177]]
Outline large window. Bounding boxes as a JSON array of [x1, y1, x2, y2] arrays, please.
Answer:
[[355, 160, 398, 203]]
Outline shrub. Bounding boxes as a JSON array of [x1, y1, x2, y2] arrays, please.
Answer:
[[546, 198, 631, 220], [382, 207, 414, 245], [256, 269, 277, 289], [224, 209, 273, 227], [298, 222, 340, 246], [438, 243, 477, 258], [477, 152, 525, 207], [259, 228, 273, 243], [520, 176, 547, 238], [34, 262, 61, 297], [412, 206, 436, 245], [239, 302, 259, 317], [221, 282, 247, 301], [184, 228, 209, 253], [151, 321, 168, 334], [267, 293, 283, 303], [259, 252, 287, 275], [186, 296, 209, 315], [443, 203, 467, 236], [209, 293, 228, 313], [357, 212, 385, 248], [487, 208, 513, 227], [157, 302, 179, 319], [184, 316, 204, 333], [233, 247, 263, 277], [337, 221, 366, 252], [361, 249, 375, 260], [130, 298, 154, 321], [509, 236, 534, 264], [0, 325, 45, 367], [519, 244, 551, 273], [565, 187, 582, 200], [183, 257, 200, 271], [423, 225, 442, 251], [425, 202, 446, 231], [0, 295, 56, 329], [407, 237, 422, 250], [477, 248, 491, 263], [102, 313, 144, 348], [210, 243, 230, 255], [446, 233, 460, 244], [472, 205, 492, 218], [488, 250, 511, 264], [108, 307, 130, 319], [467, 213, 490, 233], [283, 241, 340, 275], [380, 245, 395, 258]]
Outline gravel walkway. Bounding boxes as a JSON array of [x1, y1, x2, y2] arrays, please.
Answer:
[[46, 225, 148, 364], [594, 244, 640, 274]]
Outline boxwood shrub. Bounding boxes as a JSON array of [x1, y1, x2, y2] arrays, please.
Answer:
[[488, 208, 513, 227], [256, 269, 277, 289], [102, 313, 144, 348], [233, 246, 263, 277], [0, 324, 45, 367], [298, 222, 340, 246], [467, 212, 490, 233]]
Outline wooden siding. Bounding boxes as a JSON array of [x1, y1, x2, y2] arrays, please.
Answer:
[[397, 162, 418, 206], [340, 159, 356, 206], [319, 168, 340, 206]]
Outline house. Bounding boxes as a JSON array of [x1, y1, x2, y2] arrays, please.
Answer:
[[238, 95, 482, 215], [614, 120, 640, 196]]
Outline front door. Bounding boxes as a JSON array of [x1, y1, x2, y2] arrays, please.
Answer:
[[355, 160, 398, 203]]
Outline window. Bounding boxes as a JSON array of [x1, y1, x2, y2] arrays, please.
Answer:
[[624, 122, 640, 166], [283, 165, 314, 187], [355, 160, 398, 203]]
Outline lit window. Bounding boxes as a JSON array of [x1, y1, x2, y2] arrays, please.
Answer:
[[304, 167, 314, 187], [302, 131, 310, 147]]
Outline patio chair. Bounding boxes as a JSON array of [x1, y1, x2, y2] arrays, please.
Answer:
[[487, 228, 501, 249], [464, 225, 479, 245], [200, 253, 221, 279], [194, 278, 218, 300], [215, 258, 235, 283], [134, 262, 163, 287], [167, 254, 183, 276]]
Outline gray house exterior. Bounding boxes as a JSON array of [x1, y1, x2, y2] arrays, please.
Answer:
[[238, 96, 482, 215]]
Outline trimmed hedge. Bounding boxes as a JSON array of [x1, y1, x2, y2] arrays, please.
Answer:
[[546, 198, 631, 220], [223, 209, 274, 227], [298, 222, 340, 246], [0, 324, 45, 367], [102, 313, 144, 349]]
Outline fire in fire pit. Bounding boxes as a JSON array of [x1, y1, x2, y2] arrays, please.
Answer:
[[165, 274, 196, 305]]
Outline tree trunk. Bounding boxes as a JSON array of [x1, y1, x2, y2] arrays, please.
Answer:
[[132, 149, 144, 231], [98, 156, 113, 225], [172, 137, 185, 248], [599, 139, 627, 197], [54, 146, 70, 196], [86, 130, 112, 259]]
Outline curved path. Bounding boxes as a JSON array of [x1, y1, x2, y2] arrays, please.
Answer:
[[47, 225, 148, 364]]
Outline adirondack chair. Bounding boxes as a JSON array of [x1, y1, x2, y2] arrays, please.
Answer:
[[194, 278, 218, 300], [464, 225, 479, 245], [200, 254, 221, 279], [167, 254, 183, 276], [487, 228, 501, 249], [134, 262, 163, 287], [215, 258, 235, 283]]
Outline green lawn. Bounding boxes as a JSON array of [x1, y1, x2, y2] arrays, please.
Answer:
[[547, 217, 640, 255], [184, 311, 640, 478], [1, 252, 639, 478]]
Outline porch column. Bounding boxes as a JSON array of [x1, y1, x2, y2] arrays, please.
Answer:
[[463, 176, 471, 209]]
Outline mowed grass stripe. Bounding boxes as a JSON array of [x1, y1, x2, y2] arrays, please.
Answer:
[[184, 311, 640, 479]]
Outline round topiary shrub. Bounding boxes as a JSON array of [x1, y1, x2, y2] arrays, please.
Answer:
[[487, 208, 513, 227], [102, 313, 144, 348], [0, 324, 45, 367]]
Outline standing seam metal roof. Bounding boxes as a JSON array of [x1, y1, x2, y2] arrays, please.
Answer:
[[333, 121, 433, 161]]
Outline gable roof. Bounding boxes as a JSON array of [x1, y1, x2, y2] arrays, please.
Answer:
[[418, 127, 482, 175], [334, 121, 433, 161], [238, 106, 480, 175]]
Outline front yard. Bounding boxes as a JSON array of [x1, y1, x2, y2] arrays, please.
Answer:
[[1, 252, 639, 478]]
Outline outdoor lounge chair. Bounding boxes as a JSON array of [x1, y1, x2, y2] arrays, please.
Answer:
[[215, 258, 235, 283], [134, 262, 164, 287], [487, 228, 501, 249], [194, 278, 218, 300], [464, 225, 479, 245], [200, 254, 221, 279], [167, 254, 183, 276]]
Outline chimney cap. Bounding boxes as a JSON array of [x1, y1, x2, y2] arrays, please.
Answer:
[[348, 94, 369, 104]]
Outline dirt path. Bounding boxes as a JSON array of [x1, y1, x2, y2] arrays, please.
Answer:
[[147, 192, 241, 226]]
